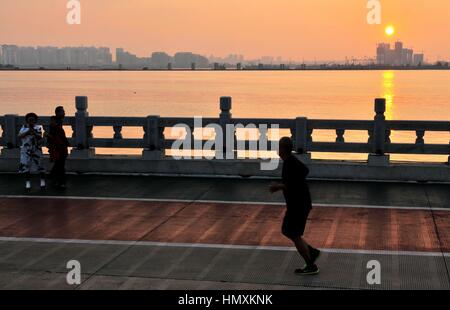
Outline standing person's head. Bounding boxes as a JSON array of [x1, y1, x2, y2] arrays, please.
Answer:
[[278, 137, 294, 160], [25, 113, 38, 127], [55, 106, 65, 119]]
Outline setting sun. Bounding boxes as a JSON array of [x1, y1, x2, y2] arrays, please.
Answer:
[[385, 26, 395, 36]]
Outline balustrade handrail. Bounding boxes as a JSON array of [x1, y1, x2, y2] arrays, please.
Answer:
[[0, 96, 449, 164]]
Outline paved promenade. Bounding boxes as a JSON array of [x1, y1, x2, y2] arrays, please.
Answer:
[[0, 173, 448, 290]]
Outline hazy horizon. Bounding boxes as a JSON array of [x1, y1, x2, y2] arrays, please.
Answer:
[[0, 0, 449, 62]]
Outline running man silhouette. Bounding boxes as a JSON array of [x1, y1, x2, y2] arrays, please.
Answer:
[[270, 137, 321, 275]]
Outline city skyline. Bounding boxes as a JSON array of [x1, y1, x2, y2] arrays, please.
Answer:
[[0, 43, 376, 66], [0, 0, 449, 62], [2, 41, 442, 69]]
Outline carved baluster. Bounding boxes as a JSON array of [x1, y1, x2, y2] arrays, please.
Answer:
[[385, 129, 391, 143], [415, 130, 425, 145], [113, 126, 123, 139], [336, 129, 345, 143]]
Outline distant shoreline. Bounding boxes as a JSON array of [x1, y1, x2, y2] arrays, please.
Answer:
[[0, 66, 449, 72]]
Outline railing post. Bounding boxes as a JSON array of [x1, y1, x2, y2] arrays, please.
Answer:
[[368, 98, 390, 166], [142, 115, 163, 160], [70, 96, 95, 158], [294, 117, 311, 163], [219, 97, 233, 159], [1, 114, 20, 158]]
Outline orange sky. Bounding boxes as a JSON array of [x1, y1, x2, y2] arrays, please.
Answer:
[[0, 0, 448, 61]]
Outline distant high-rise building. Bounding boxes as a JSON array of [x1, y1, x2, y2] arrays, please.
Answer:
[[403, 49, 413, 66], [174, 52, 209, 68], [376, 43, 391, 65], [0, 44, 112, 68], [150, 52, 173, 69], [376, 41, 425, 66], [17, 46, 38, 66], [97, 47, 113, 66], [116, 48, 149, 68], [0, 45, 19, 66]]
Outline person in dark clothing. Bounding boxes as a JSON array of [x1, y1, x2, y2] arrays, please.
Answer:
[[47, 106, 69, 189], [270, 137, 321, 275]]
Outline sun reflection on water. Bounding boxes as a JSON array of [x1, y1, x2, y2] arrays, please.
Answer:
[[382, 71, 395, 120]]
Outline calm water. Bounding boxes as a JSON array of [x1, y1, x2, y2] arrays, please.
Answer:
[[0, 70, 448, 161]]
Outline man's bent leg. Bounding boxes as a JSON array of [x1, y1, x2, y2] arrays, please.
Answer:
[[292, 236, 313, 266]]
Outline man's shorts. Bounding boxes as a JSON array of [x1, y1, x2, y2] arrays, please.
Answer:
[[281, 209, 311, 239]]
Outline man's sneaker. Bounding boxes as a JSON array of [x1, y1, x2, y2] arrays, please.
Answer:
[[295, 264, 320, 275], [301, 247, 322, 269]]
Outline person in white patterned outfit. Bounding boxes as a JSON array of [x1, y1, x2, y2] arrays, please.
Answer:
[[18, 113, 46, 190]]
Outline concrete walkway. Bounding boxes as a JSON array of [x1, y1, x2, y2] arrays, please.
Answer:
[[0, 173, 449, 209], [1, 240, 448, 290], [0, 173, 448, 290]]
